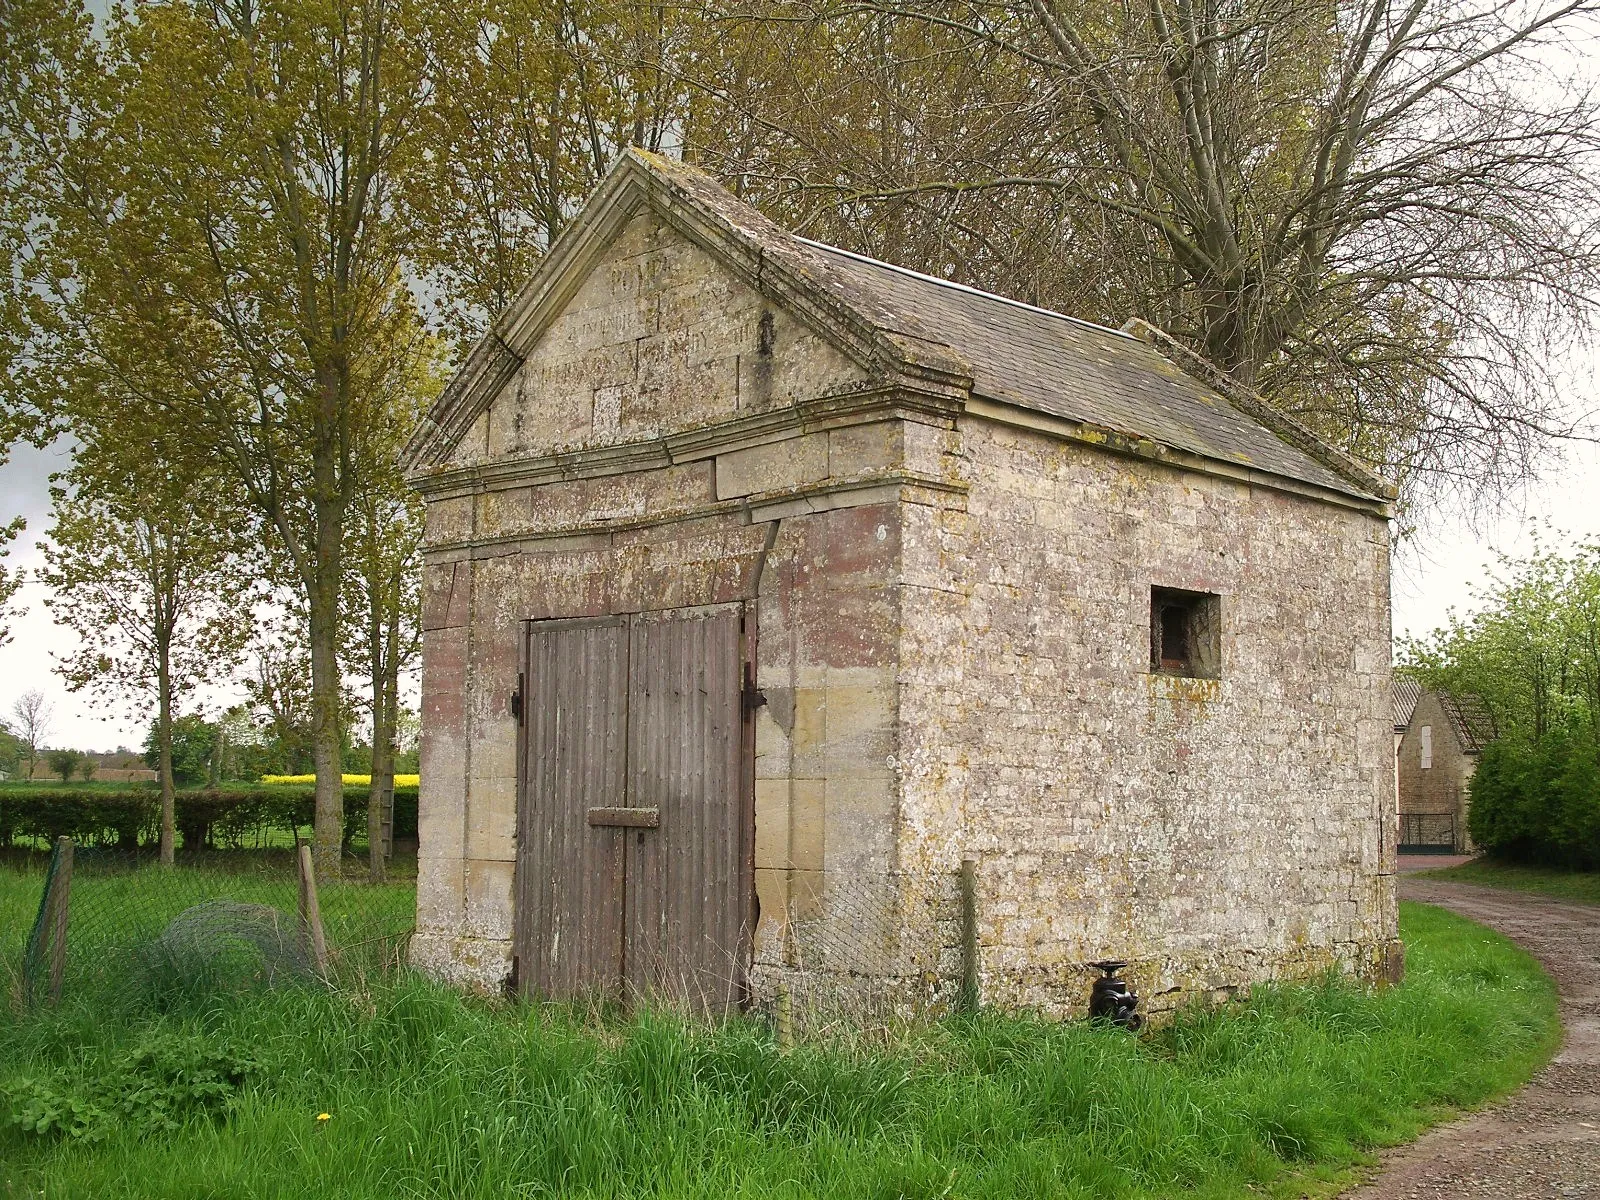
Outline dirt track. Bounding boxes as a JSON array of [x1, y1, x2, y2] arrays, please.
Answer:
[[1341, 878, 1600, 1199]]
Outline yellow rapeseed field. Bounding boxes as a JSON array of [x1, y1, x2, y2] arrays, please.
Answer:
[[260, 774, 420, 787]]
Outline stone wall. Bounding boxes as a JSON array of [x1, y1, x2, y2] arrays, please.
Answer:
[[410, 203, 945, 992], [896, 415, 1400, 1016]]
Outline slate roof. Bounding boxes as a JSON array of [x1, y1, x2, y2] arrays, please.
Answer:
[[1392, 677, 1423, 732], [1439, 692, 1497, 754], [411, 150, 1394, 505], [795, 242, 1370, 499]]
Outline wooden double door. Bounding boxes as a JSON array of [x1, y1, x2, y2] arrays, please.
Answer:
[[513, 604, 756, 1012]]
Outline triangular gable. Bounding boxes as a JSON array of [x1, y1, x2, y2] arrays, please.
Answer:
[[403, 150, 971, 473]]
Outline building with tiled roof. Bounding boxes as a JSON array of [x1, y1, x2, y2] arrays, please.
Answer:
[[1397, 688, 1496, 853], [406, 149, 1402, 1018]]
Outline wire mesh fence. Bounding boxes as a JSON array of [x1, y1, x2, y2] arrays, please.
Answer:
[[9, 839, 416, 1011], [751, 863, 979, 1035]]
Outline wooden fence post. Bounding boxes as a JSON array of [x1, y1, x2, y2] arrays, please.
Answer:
[[47, 837, 74, 1006], [958, 855, 979, 1015], [296, 838, 329, 975]]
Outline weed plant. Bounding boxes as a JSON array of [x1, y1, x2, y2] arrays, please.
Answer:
[[0, 903, 1558, 1199]]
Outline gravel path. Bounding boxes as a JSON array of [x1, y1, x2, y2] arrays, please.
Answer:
[[1342, 878, 1599, 1199]]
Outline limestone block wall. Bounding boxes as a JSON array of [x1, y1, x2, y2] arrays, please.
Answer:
[[411, 419, 941, 993], [896, 416, 1399, 1017]]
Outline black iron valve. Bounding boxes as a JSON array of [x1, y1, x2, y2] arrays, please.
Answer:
[[1088, 960, 1143, 1031]]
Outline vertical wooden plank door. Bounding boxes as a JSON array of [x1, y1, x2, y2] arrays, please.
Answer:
[[624, 605, 750, 1013], [514, 605, 753, 1012], [515, 616, 629, 1001]]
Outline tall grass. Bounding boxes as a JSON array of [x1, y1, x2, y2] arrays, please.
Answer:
[[0, 903, 1558, 1199]]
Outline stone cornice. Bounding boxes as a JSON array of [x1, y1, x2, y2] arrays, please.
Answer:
[[409, 386, 962, 502], [420, 470, 969, 560], [964, 397, 1395, 519]]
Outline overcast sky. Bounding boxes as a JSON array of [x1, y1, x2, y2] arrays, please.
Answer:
[[4, 423, 1599, 751]]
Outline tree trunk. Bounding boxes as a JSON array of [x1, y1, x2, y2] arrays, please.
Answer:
[[157, 650, 176, 868], [308, 489, 346, 880], [367, 581, 395, 883]]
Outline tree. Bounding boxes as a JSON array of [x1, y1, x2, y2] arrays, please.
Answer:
[[691, 0, 1600, 497], [39, 440, 256, 865], [0, 722, 22, 778], [413, 0, 701, 339], [142, 715, 222, 788], [10, 0, 435, 876], [244, 620, 320, 777], [0, 0, 87, 644], [9, 689, 54, 781], [345, 428, 428, 879], [78, 754, 98, 781], [1400, 536, 1600, 746], [47, 748, 83, 782]]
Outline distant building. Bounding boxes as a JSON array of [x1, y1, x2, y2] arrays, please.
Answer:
[[1394, 686, 1495, 853]]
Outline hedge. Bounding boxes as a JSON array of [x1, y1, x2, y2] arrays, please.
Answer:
[[0, 784, 419, 851], [1469, 735, 1600, 870]]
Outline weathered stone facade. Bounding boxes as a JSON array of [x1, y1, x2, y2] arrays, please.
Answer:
[[406, 150, 1401, 1016], [1397, 690, 1488, 854]]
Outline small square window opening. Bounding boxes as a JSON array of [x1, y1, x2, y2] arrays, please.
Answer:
[[1150, 587, 1221, 679]]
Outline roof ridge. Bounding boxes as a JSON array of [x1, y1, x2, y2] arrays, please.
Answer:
[[794, 237, 1137, 343]]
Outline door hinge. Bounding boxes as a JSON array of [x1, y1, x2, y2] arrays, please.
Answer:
[[511, 672, 524, 725], [742, 662, 767, 712]]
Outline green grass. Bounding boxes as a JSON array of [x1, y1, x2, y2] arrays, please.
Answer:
[[1, 856, 416, 1002], [0, 899, 1559, 1199], [1415, 858, 1600, 904]]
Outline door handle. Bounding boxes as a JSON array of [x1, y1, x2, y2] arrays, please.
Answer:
[[586, 807, 660, 828]]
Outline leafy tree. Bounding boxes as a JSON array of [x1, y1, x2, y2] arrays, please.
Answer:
[[9, 689, 54, 781], [142, 716, 220, 789], [40, 439, 255, 865], [78, 754, 97, 781], [343, 331, 433, 879], [0, 722, 22, 777], [692, 0, 1600, 498], [0, 0, 85, 644], [414, 0, 699, 340], [243, 620, 320, 778], [8, 0, 435, 876], [1403, 535, 1600, 865], [46, 748, 83, 782]]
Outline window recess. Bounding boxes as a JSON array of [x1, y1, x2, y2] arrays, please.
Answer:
[[1150, 587, 1222, 679]]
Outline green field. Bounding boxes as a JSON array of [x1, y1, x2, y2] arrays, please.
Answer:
[[1415, 858, 1600, 905], [0, 891, 1559, 1200], [1, 855, 416, 1006]]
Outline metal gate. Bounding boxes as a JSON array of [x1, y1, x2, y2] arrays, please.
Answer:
[[513, 604, 755, 1012], [1398, 812, 1457, 854]]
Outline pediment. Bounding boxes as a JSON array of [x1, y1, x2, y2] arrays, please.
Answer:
[[404, 151, 940, 475], [436, 208, 872, 470]]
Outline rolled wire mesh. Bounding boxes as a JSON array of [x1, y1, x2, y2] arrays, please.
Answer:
[[13, 845, 416, 1008]]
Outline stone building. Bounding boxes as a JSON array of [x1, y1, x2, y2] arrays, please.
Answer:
[[403, 149, 1402, 1018], [1396, 688, 1495, 853]]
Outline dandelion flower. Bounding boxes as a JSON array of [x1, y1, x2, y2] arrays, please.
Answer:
[[317, 1113, 331, 1122]]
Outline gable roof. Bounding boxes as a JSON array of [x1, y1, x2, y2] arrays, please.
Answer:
[[405, 150, 1395, 507], [1438, 692, 1497, 754], [1393, 677, 1423, 732]]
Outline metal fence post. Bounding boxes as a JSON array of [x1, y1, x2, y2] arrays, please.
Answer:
[[959, 855, 979, 1014]]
